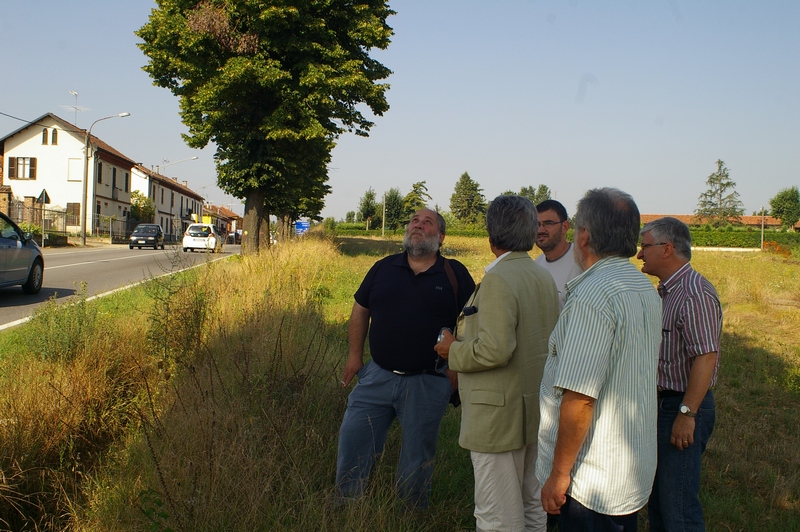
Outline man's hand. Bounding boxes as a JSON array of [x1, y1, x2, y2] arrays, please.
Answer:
[[541, 471, 570, 514], [671, 413, 695, 450], [434, 329, 455, 360], [445, 368, 458, 391], [343, 302, 370, 387], [341, 355, 363, 387]]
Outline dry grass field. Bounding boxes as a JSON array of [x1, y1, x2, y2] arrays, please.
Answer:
[[0, 234, 797, 531]]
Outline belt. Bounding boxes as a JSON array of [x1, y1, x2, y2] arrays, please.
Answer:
[[391, 368, 444, 377], [657, 389, 684, 398]]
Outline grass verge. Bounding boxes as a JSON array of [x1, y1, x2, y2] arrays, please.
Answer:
[[0, 236, 797, 531]]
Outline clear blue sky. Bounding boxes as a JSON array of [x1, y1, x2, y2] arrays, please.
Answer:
[[2, 1, 798, 220]]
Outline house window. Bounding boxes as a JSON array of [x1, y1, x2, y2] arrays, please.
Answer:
[[97, 162, 103, 183], [66, 202, 80, 225], [125, 172, 129, 192], [170, 191, 174, 208], [7, 157, 37, 179], [112, 168, 117, 188], [42, 128, 48, 145], [51, 129, 58, 145], [161, 189, 164, 204], [152, 185, 156, 199]]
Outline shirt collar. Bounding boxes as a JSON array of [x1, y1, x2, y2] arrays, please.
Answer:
[[659, 262, 693, 295], [485, 251, 512, 273], [394, 251, 444, 273], [564, 256, 628, 292]]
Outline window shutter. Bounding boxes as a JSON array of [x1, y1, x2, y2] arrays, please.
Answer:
[[8, 157, 15, 178], [30, 158, 37, 179]]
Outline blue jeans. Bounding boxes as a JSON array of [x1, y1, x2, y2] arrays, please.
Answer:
[[648, 391, 715, 532], [335, 361, 452, 509], [559, 495, 639, 531]]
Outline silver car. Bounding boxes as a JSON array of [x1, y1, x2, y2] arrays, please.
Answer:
[[0, 211, 44, 294]]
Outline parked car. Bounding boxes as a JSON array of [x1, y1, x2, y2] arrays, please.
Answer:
[[129, 223, 165, 250], [0, 211, 44, 294], [182, 223, 223, 253]]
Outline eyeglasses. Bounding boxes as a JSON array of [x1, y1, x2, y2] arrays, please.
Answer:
[[640, 242, 667, 250], [538, 220, 565, 228]]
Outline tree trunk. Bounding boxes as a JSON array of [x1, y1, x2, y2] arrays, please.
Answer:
[[241, 189, 268, 255], [276, 214, 293, 242]]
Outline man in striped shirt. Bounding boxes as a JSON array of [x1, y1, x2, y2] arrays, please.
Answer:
[[638, 217, 721, 532], [537, 188, 662, 530]]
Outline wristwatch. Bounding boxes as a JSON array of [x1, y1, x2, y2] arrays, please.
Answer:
[[679, 403, 696, 418]]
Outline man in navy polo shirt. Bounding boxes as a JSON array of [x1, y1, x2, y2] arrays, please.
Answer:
[[335, 208, 475, 509]]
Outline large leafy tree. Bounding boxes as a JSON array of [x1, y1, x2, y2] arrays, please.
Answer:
[[769, 186, 800, 230], [402, 181, 432, 219], [136, 1, 393, 253], [695, 160, 744, 227], [382, 187, 404, 230], [450, 172, 486, 225]]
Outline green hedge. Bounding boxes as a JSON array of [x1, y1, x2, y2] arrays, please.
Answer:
[[689, 229, 800, 248], [324, 224, 799, 249]]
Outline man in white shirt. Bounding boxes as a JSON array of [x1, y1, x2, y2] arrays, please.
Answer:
[[537, 188, 662, 529], [534, 200, 583, 309]]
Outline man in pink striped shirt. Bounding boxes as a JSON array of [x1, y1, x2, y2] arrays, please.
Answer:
[[638, 217, 722, 532]]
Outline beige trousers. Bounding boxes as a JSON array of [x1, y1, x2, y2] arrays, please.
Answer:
[[470, 444, 546, 532]]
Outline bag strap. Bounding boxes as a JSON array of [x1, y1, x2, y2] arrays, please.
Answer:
[[443, 258, 458, 306]]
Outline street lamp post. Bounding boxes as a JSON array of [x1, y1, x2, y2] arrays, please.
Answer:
[[81, 112, 130, 245], [153, 156, 198, 175]]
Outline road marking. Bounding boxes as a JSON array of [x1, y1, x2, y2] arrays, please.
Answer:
[[46, 253, 167, 269]]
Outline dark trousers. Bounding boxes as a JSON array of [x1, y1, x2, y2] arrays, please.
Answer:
[[559, 495, 638, 531]]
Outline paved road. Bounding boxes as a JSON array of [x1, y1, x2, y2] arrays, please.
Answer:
[[0, 242, 240, 330]]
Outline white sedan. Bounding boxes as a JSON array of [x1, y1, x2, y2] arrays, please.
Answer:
[[182, 223, 224, 253]]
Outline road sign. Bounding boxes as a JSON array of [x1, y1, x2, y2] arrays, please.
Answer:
[[37, 189, 51, 204], [295, 221, 310, 235]]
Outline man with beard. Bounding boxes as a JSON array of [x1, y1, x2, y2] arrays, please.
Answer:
[[335, 208, 475, 509], [534, 200, 583, 310], [537, 188, 661, 529]]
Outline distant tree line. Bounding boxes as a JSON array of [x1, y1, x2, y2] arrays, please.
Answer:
[[328, 160, 799, 235]]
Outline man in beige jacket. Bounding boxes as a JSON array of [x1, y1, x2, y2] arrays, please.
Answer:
[[436, 195, 559, 531]]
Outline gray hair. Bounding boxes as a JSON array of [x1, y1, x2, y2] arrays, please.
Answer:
[[574, 188, 640, 258], [435, 211, 446, 235], [641, 217, 692, 260], [486, 195, 537, 252]]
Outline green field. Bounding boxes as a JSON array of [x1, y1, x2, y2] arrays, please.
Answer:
[[1, 234, 798, 531]]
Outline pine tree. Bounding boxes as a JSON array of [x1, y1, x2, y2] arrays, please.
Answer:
[[449, 172, 486, 224], [695, 160, 744, 227]]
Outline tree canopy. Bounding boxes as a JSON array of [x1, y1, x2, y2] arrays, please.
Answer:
[[450, 172, 486, 225], [769, 186, 800, 230], [130, 190, 155, 223], [382, 187, 404, 230], [357, 187, 381, 229], [695, 160, 744, 227], [402, 182, 432, 218], [502, 185, 552, 206], [136, 0, 394, 253]]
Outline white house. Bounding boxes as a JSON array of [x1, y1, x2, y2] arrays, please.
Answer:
[[1, 112, 206, 241]]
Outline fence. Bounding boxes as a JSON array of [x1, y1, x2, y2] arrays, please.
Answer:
[[4, 202, 169, 246]]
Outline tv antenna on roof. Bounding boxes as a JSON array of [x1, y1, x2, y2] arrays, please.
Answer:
[[59, 90, 89, 126]]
